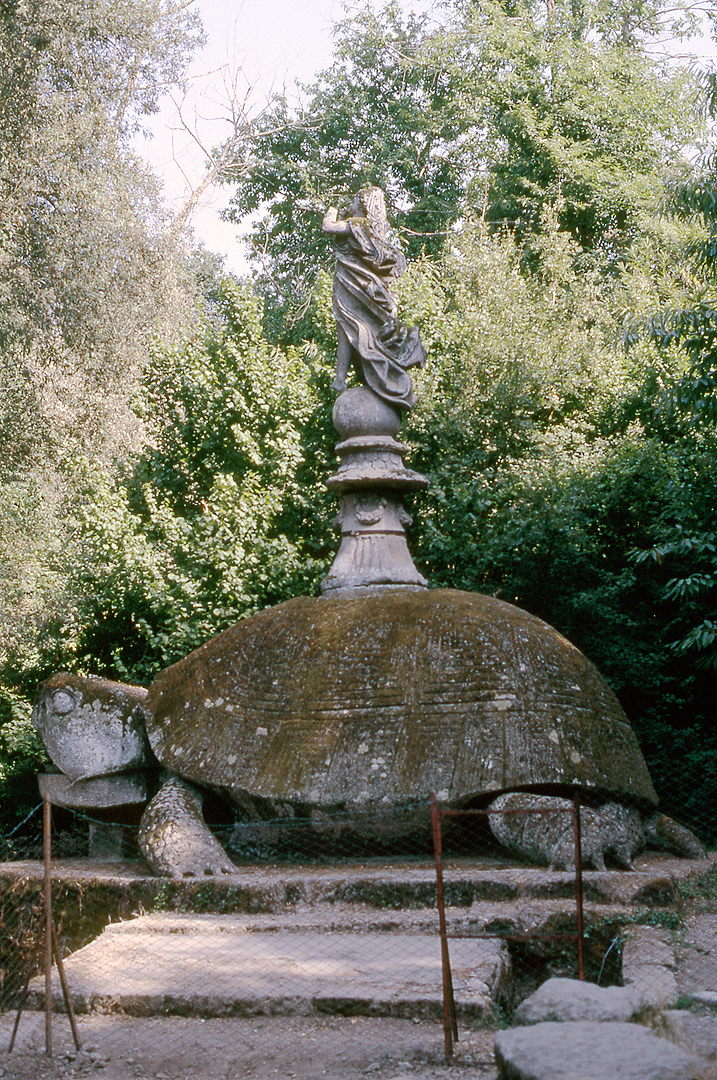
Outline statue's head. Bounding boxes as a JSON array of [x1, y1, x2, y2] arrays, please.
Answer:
[[346, 186, 389, 236]]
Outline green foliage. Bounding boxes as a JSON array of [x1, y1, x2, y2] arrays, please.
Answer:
[[634, 296, 717, 426], [59, 280, 334, 682], [0, 0, 204, 615], [0, 0, 202, 365], [633, 524, 717, 670], [624, 439, 717, 834], [0, 0, 204, 792], [0, 684, 47, 832], [398, 222, 673, 598], [0, 0, 205, 681], [628, 909, 682, 930], [679, 862, 717, 903], [433, 0, 701, 260], [625, 68, 717, 678], [627, 66, 717, 428]]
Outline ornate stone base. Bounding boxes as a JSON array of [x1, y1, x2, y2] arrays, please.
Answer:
[[321, 386, 428, 594], [322, 493, 427, 592]]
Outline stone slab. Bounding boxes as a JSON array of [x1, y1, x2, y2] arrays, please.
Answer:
[[624, 965, 679, 1007], [676, 915, 717, 1002], [622, 925, 679, 1007], [494, 1021, 698, 1080], [689, 990, 717, 1006], [623, 925, 676, 970], [38, 771, 149, 809], [3, 852, 713, 908], [28, 913, 509, 1020]]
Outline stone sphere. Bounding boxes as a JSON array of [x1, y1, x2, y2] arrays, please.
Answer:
[[146, 589, 657, 811], [332, 386, 402, 440]]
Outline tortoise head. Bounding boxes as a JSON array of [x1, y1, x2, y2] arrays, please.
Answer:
[[33, 672, 152, 781]]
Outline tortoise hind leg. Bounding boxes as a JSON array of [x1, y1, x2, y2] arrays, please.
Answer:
[[138, 776, 236, 878]]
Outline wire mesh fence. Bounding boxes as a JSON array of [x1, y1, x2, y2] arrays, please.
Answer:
[[0, 788, 715, 1077]]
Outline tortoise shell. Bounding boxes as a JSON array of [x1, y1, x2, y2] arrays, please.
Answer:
[[145, 589, 657, 810]]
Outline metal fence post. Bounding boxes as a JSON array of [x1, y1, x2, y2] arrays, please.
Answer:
[[573, 790, 585, 981], [43, 796, 53, 1055], [431, 793, 457, 1060]]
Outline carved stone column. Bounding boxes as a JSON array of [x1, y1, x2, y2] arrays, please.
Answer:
[[321, 386, 428, 594]]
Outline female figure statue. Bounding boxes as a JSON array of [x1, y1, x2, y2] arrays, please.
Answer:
[[322, 186, 425, 410]]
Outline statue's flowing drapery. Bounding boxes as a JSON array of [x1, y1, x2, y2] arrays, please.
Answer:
[[332, 220, 425, 410]]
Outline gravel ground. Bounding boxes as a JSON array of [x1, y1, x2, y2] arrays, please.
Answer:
[[0, 1014, 499, 1080]]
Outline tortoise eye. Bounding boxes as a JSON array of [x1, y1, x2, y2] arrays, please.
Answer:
[[51, 689, 76, 715]]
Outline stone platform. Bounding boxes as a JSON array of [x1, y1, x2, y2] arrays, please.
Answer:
[[3, 849, 708, 908]]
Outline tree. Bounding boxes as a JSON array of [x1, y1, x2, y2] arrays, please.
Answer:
[[442, 0, 703, 258], [0, 0, 203, 496], [625, 68, 717, 673], [221, 0, 705, 328], [0, 0, 205, 822], [0, 0, 202, 353]]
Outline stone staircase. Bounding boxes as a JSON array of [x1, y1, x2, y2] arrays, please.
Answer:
[[12, 850, 713, 1024]]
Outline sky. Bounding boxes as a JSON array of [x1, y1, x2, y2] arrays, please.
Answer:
[[137, 0, 438, 273], [136, 0, 716, 275], [136, 0, 342, 272]]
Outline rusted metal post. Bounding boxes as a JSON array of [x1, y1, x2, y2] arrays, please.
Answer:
[[431, 793, 457, 1060], [43, 795, 53, 1055], [573, 790, 585, 981], [51, 921, 81, 1050], [7, 933, 45, 1052], [9, 806, 82, 1055]]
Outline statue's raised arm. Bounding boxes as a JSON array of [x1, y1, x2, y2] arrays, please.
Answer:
[[322, 186, 425, 410]]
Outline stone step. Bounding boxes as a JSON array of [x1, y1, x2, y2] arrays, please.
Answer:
[[494, 1021, 698, 1080], [28, 913, 510, 1020]]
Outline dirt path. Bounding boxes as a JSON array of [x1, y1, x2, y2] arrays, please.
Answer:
[[0, 1013, 499, 1080]]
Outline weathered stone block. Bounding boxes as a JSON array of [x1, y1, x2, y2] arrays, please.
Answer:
[[38, 771, 149, 809], [622, 925, 679, 1007], [494, 1020, 698, 1080], [514, 977, 645, 1025], [665, 1010, 717, 1058]]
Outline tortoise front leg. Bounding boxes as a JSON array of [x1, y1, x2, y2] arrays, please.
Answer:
[[138, 776, 236, 878]]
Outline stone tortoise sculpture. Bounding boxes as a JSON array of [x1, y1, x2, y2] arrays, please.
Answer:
[[32, 589, 705, 877]]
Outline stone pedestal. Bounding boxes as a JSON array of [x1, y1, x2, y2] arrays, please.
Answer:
[[321, 387, 428, 594], [38, 771, 149, 862]]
